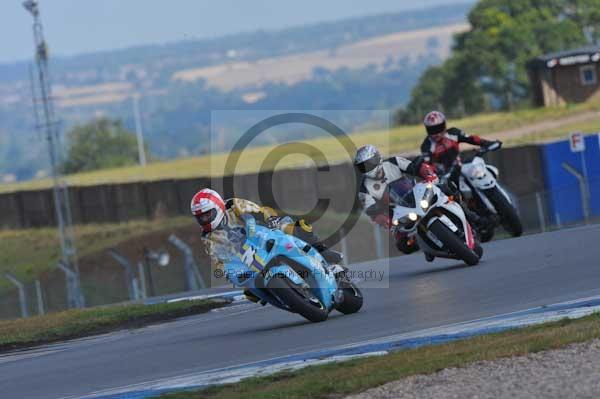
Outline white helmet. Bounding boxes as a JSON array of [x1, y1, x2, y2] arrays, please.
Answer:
[[190, 188, 226, 234], [355, 145, 383, 179]]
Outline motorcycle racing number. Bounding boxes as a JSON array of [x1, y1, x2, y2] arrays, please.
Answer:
[[241, 246, 257, 267], [438, 215, 459, 232]]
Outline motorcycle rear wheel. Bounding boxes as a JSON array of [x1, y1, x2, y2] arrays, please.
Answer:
[[267, 275, 329, 322]]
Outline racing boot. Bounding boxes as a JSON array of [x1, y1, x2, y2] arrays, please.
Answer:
[[244, 289, 267, 306], [244, 289, 260, 303], [293, 219, 344, 264], [461, 204, 487, 230], [395, 231, 419, 254]]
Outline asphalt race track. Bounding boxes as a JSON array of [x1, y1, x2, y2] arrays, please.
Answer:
[[3, 224, 600, 399]]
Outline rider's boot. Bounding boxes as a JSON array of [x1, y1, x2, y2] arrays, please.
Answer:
[[395, 231, 419, 254], [293, 220, 344, 264], [462, 204, 488, 230], [425, 252, 435, 262], [244, 289, 261, 303]]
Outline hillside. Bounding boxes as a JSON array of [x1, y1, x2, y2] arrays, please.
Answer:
[[0, 4, 472, 182], [173, 24, 467, 91]]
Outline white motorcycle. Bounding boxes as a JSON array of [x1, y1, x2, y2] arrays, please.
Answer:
[[389, 177, 483, 266], [456, 148, 523, 242]]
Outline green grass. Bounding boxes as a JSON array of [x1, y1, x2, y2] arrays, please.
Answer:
[[159, 313, 600, 399], [2, 100, 600, 194], [0, 211, 366, 295], [506, 118, 600, 146], [0, 217, 192, 291], [0, 298, 228, 352]]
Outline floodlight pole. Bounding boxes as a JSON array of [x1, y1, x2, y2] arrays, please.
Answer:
[[24, 0, 84, 308], [132, 92, 147, 167]]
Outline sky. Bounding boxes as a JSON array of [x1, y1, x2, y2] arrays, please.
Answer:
[[0, 0, 468, 64]]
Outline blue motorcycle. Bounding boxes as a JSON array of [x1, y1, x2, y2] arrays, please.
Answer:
[[219, 215, 363, 322]]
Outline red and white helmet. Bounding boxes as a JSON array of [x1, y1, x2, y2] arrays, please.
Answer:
[[190, 188, 226, 234], [424, 111, 447, 136]]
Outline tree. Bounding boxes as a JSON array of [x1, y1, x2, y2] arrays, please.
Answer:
[[61, 118, 142, 174], [400, 0, 600, 123]]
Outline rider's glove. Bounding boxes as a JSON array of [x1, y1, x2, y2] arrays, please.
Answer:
[[419, 162, 439, 183], [486, 140, 502, 152], [374, 214, 391, 229], [440, 179, 459, 196]]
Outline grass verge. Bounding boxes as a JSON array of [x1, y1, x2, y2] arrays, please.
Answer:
[[0, 217, 192, 292], [0, 298, 228, 352], [159, 312, 600, 399]]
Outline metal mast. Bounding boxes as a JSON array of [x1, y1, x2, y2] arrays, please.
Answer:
[[23, 0, 84, 308]]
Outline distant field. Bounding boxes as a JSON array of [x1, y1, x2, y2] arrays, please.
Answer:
[[50, 23, 465, 108], [2, 99, 600, 194], [173, 24, 468, 91]]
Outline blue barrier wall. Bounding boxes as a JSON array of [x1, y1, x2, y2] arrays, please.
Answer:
[[541, 134, 600, 224]]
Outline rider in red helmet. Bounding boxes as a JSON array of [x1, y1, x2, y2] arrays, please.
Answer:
[[421, 111, 502, 173], [421, 111, 502, 227]]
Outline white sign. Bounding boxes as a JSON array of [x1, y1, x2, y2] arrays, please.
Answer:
[[569, 132, 586, 152]]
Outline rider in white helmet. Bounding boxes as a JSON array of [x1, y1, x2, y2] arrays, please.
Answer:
[[190, 188, 342, 301], [354, 145, 436, 254]]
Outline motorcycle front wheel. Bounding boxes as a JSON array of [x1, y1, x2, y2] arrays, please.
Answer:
[[485, 187, 523, 237], [335, 280, 363, 315], [429, 220, 480, 266], [267, 275, 329, 322]]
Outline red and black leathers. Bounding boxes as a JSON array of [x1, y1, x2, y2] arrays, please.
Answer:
[[420, 127, 493, 171]]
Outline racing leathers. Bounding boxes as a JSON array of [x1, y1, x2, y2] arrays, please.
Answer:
[[358, 156, 432, 254], [420, 127, 496, 172], [420, 127, 501, 228], [201, 198, 341, 289]]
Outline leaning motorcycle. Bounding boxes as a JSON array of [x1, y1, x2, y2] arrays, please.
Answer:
[[389, 177, 483, 266], [456, 148, 523, 242], [217, 215, 363, 322]]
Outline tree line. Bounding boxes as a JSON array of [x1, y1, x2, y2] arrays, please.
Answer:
[[397, 0, 600, 124]]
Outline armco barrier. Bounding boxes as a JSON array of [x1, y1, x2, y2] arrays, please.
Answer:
[[112, 183, 148, 221], [145, 180, 181, 218], [78, 185, 115, 223], [0, 192, 23, 228], [0, 144, 546, 229], [20, 189, 55, 227]]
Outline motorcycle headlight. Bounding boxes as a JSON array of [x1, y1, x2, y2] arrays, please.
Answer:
[[394, 212, 419, 227], [420, 187, 434, 210], [471, 166, 486, 179]]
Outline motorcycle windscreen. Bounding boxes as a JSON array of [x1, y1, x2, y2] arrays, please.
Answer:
[[388, 177, 416, 207]]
